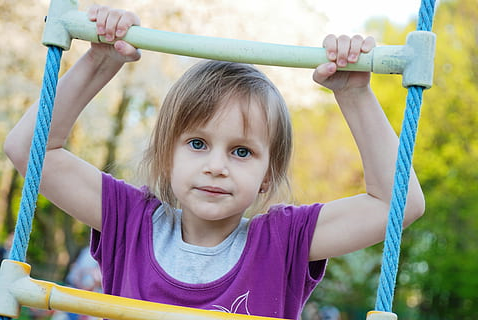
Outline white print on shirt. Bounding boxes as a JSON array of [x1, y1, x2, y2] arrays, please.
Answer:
[[211, 291, 251, 315]]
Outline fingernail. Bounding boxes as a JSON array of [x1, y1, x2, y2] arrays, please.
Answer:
[[348, 54, 357, 61], [338, 59, 347, 67], [97, 26, 105, 34], [328, 52, 336, 60], [116, 29, 125, 37]]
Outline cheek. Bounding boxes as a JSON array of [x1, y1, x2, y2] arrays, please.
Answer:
[[171, 146, 188, 175], [170, 167, 186, 200], [244, 161, 270, 188], [170, 155, 186, 191]]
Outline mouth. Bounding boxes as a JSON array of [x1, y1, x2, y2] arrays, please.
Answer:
[[195, 186, 231, 196]]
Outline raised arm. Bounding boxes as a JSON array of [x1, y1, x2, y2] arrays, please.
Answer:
[[309, 35, 425, 261], [3, 6, 141, 230]]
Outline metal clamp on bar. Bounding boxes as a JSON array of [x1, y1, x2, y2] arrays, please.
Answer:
[[402, 31, 436, 88], [371, 31, 436, 88], [42, 0, 435, 88], [366, 311, 398, 320], [42, 0, 80, 50]]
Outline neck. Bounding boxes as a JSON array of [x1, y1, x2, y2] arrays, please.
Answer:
[[180, 214, 243, 247]]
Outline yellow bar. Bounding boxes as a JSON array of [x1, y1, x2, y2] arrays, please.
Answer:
[[48, 285, 278, 320], [1, 260, 284, 320]]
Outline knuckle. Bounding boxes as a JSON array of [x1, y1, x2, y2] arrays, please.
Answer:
[[124, 11, 136, 19], [323, 34, 337, 48], [325, 34, 337, 40], [87, 4, 99, 13], [108, 9, 123, 19], [365, 36, 376, 44], [97, 5, 111, 14], [338, 34, 350, 42]]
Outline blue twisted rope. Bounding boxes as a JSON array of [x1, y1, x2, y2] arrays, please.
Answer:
[[1, 45, 62, 320], [8, 46, 63, 263], [375, 0, 436, 312]]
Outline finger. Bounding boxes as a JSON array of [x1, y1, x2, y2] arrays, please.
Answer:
[[87, 5, 101, 21], [362, 36, 376, 53], [104, 9, 125, 42], [348, 35, 363, 63], [114, 41, 141, 61], [336, 35, 351, 68], [116, 12, 141, 38], [312, 62, 337, 84], [95, 6, 110, 35], [322, 34, 338, 61]]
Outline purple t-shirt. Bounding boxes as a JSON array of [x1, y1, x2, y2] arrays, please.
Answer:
[[91, 173, 327, 320]]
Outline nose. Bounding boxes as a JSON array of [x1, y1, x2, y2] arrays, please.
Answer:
[[203, 150, 229, 177]]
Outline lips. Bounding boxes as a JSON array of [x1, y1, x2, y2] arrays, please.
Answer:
[[196, 186, 231, 195]]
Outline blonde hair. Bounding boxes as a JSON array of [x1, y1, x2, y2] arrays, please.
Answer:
[[141, 60, 292, 212]]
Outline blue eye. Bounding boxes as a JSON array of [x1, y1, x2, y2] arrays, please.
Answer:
[[233, 147, 251, 158], [189, 139, 206, 150]]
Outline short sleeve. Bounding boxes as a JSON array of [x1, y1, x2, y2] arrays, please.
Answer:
[[90, 173, 160, 295], [269, 203, 327, 283], [247, 203, 327, 311]]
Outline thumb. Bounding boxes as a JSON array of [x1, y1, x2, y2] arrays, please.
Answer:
[[312, 62, 336, 84], [114, 40, 141, 62]]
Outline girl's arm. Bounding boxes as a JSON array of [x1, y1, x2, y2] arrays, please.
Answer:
[[309, 35, 425, 261], [3, 6, 141, 231]]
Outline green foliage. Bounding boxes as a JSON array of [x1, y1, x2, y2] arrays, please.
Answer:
[[368, 0, 478, 318], [290, 104, 364, 204], [300, 1, 478, 319], [405, 0, 478, 318]]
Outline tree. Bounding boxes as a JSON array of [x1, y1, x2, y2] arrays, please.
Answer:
[[364, 0, 478, 318], [0, 0, 174, 281], [297, 1, 477, 319]]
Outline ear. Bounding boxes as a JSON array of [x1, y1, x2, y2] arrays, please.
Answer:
[[259, 178, 270, 194]]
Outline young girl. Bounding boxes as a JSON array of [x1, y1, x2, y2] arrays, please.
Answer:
[[4, 5, 425, 320]]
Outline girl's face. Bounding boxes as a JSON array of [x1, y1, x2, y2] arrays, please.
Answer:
[[170, 96, 270, 242]]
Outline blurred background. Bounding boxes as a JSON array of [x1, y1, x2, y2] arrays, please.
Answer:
[[1, 0, 476, 319]]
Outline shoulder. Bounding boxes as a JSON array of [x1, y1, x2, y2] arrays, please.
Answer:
[[253, 203, 324, 226], [102, 172, 160, 206], [246, 203, 328, 284], [249, 203, 324, 244], [92, 174, 161, 280], [100, 172, 161, 231]]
